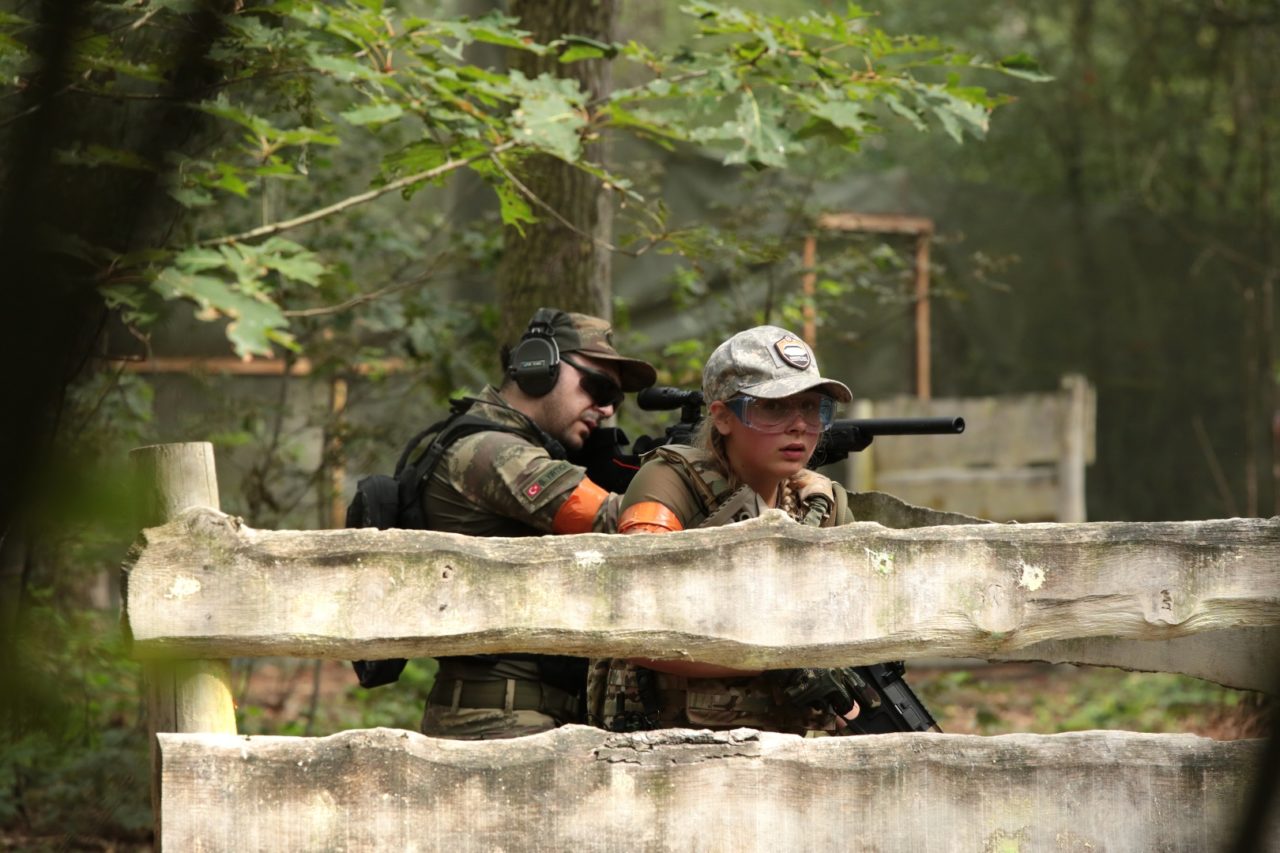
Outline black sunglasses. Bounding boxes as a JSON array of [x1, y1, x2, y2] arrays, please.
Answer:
[[562, 355, 625, 409]]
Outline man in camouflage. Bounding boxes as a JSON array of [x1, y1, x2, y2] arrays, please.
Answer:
[[417, 308, 656, 739]]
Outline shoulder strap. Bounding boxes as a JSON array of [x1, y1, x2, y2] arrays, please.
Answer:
[[393, 397, 478, 477], [650, 446, 846, 529], [650, 445, 738, 527], [394, 398, 565, 530]]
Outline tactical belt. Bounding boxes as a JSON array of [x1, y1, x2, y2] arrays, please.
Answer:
[[427, 676, 579, 720]]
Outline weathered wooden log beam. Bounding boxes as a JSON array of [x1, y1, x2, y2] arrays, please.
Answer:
[[986, 626, 1280, 694], [157, 726, 1270, 852], [122, 507, 1280, 689]]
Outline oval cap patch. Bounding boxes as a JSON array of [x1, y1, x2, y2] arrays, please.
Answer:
[[774, 336, 812, 370]]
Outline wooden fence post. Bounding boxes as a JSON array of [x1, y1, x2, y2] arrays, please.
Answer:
[[129, 442, 237, 847], [1058, 374, 1093, 523]]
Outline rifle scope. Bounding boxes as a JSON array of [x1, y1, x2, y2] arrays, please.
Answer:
[[636, 386, 703, 410]]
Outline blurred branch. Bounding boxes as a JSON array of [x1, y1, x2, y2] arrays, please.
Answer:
[[199, 140, 517, 248], [282, 264, 445, 319], [1192, 414, 1239, 517]]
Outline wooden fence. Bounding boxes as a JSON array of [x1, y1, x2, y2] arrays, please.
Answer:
[[847, 374, 1096, 522], [123, 443, 1279, 851]]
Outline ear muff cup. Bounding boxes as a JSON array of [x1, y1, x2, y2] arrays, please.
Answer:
[[508, 318, 561, 397]]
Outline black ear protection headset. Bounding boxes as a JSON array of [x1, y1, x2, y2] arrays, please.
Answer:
[[508, 308, 565, 397]]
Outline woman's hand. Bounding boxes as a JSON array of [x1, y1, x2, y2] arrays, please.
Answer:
[[790, 468, 834, 505]]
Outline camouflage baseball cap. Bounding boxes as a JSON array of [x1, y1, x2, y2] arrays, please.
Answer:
[[544, 310, 657, 392], [703, 325, 852, 403]]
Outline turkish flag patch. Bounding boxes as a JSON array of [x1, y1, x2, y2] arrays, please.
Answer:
[[526, 483, 542, 497]]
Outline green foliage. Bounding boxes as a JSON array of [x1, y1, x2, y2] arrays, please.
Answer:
[[0, 0, 1031, 361], [150, 239, 325, 356], [1, 605, 151, 844], [233, 659, 437, 736], [609, 1, 1038, 163], [912, 664, 1268, 738], [0, 371, 158, 844]]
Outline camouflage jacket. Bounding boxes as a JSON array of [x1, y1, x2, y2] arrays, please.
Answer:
[[420, 386, 621, 536]]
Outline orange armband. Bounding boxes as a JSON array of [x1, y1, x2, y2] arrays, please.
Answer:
[[552, 477, 610, 534], [618, 501, 684, 534]]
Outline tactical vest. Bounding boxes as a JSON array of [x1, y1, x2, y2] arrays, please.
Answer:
[[348, 396, 583, 714], [647, 444, 847, 528]]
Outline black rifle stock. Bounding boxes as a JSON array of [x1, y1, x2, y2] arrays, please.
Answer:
[[775, 662, 941, 735], [632, 385, 960, 734], [843, 662, 941, 734]]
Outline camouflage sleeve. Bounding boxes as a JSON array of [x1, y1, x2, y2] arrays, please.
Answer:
[[444, 431, 591, 533], [618, 457, 703, 529]]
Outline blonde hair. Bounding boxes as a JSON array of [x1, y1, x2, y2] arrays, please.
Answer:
[[692, 411, 741, 490]]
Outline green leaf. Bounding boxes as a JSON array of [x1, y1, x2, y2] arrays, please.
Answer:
[[306, 51, 385, 83], [470, 159, 537, 235], [511, 74, 585, 161], [168, 185, 216, 209], [80, 52, 165, 83], [559, 44, 606, 64], [100, 283, 158, 328], [381, 139, 449, 178], [153, 267, 289, 360], [55, 144, 154, 171], [257, 239, 326, 286], [559, 34, 619, 62], [805, 96, 868, 134], [726, 93, 794, 168], [491, 178, 536, 234], [195, 96, 270, 134], [469, 24, 546, 54], [210, 165, 250, 197], [601, 104, 682, 147], [919, 85, 990, 143], [339, 102, 404, 126], [173, 248, 227, 274], [573, 161, 645, 204], [998, 53, 1054, 83], [882, 93, 926, 132]]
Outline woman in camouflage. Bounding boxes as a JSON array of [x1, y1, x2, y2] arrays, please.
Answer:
[[593, 325, 862, 734]]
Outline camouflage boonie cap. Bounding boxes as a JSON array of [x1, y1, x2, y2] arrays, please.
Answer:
[[703, 325, 852, 403], [544, 310, 657, 392]]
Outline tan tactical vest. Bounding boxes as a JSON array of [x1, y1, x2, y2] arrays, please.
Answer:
[[592, 447, 844, 733]]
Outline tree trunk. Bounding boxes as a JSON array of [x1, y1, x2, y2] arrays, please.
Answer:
[[497, 0, 616, 343]]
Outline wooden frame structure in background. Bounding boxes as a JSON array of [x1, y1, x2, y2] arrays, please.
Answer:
[[802, 212, 935, 400]]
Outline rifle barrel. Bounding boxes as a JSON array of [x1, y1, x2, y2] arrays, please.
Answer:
[[834, 416, 965, 436]]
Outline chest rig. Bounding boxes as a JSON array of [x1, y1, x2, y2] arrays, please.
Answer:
[[648, 445, 842, 528]]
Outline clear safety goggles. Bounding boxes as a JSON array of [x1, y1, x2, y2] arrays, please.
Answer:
[[725, 393, 836, 433]]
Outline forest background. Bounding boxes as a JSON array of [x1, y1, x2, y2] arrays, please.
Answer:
[[0, 0, 1276, 847]]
